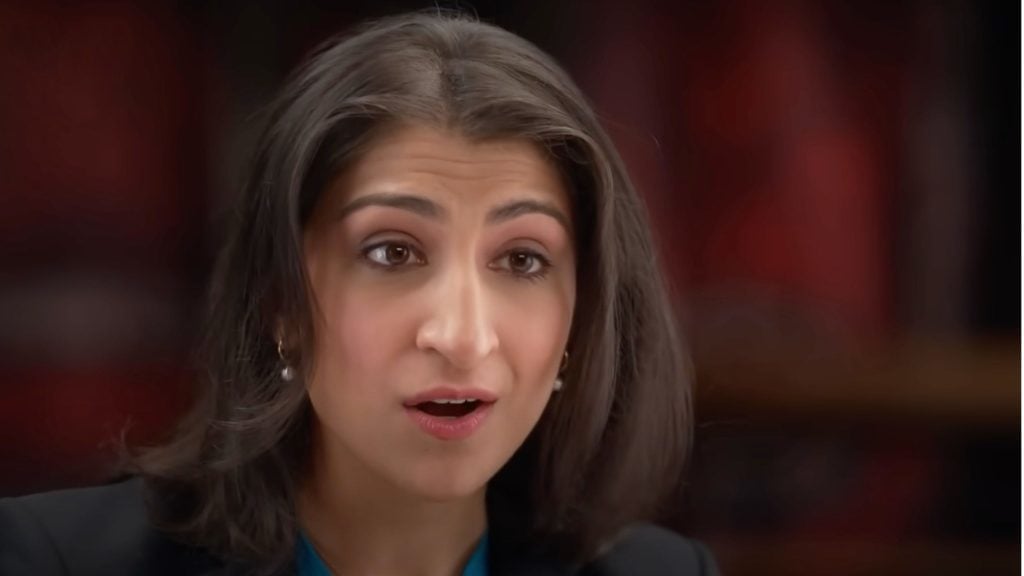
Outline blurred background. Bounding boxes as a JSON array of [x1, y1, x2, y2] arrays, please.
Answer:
[[0, 1, 1018, 574]]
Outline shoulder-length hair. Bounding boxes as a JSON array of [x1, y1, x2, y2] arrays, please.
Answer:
[[136, 10, 691, 574]]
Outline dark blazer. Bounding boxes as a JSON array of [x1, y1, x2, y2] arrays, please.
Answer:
[[0, 480, 718, 576]]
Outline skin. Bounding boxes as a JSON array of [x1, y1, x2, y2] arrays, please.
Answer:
[[298, 123, 576, 576]]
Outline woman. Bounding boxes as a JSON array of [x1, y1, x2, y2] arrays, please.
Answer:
[[0, 11, 716, 576]]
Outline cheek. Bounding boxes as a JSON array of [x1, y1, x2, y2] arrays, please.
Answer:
[[498, 283, 575, 387], [308, 280, 414, 402]]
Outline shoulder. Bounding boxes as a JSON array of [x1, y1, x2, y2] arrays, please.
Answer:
[[580, 524, 719, 576], [0, 478, 222, 576]]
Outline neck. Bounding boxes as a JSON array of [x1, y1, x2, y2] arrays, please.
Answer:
[[298, 425, 487, 576]]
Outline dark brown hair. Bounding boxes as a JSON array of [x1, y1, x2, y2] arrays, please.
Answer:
[[136, 10, 691, 574]]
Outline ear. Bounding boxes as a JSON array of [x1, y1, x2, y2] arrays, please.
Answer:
[[274, 316, 293, 349], [274, 317, 285, 343]]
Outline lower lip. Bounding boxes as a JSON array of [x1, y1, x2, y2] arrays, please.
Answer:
[[405, 402, 494, 441]]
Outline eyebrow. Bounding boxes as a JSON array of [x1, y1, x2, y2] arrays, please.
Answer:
[[337, 192, 571, 233], [486, 199, 571, 233], [337, 192, 441, 220]]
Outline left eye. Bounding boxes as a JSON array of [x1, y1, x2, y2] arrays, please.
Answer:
[[492, 249, 549, 277]]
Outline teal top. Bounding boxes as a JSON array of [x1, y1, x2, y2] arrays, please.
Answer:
[[296, 531, 489, 576]]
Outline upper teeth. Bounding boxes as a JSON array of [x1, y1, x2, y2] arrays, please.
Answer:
[[430, 398, 476, 404]]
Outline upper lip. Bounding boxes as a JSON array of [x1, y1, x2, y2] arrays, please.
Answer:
[[403, 386, 498, 406]]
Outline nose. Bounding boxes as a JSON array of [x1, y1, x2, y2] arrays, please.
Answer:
[[415, 263, 499, 370]]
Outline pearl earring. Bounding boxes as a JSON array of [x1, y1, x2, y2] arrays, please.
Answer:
[[277, 338, 295, 382], [553, 351, 569, 392]]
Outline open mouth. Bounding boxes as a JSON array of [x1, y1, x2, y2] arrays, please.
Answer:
[[413, 399, 486, 419], [403, 390, 497, 440]]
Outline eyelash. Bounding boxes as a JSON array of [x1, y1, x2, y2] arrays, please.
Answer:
[[360, 240, 427, 271], [359, 240, 552, 281], [492, 249, 552, 282]]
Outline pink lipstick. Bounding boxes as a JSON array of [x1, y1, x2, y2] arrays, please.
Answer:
[[403, 387, 497, 441]]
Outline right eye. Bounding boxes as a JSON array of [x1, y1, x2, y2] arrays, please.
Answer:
[[362, 241, 426, 269]]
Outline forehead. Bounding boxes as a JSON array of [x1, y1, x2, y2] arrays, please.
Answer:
[[318, 123, 570, 215]]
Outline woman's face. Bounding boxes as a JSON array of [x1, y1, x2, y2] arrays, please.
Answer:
[[303, 124, 576, 500]]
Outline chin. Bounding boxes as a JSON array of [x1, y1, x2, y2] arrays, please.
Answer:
[[399, 459, 496, 502]]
